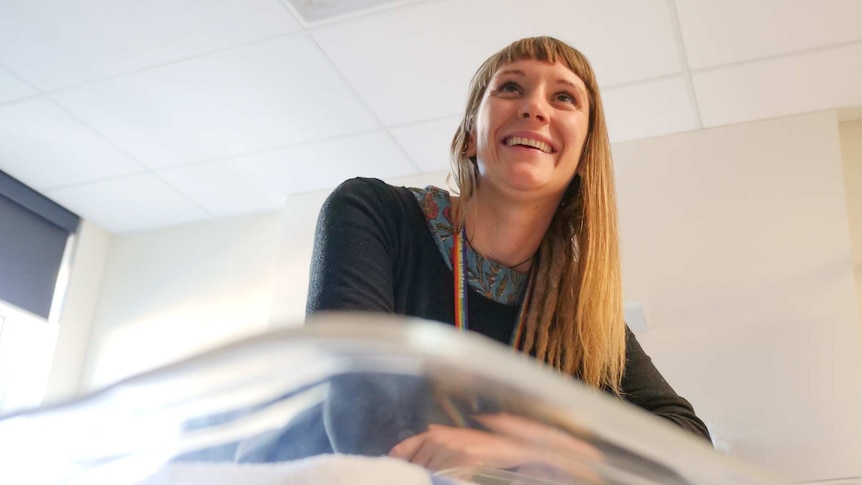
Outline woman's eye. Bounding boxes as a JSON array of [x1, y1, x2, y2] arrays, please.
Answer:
[[555, 92, 576, 104], [499, 81, 521, 93]]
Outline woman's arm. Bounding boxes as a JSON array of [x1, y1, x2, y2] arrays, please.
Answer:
[[621, 327, 712, 442], [306, 178, 399, 315]]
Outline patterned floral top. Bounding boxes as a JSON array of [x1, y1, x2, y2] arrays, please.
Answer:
[[410, 186, 528, 305]]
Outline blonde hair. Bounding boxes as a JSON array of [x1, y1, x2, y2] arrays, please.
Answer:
[[450, 37, 625, 394]]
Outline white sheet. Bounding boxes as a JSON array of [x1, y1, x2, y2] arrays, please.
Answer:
[[135, 454, 438, 485]]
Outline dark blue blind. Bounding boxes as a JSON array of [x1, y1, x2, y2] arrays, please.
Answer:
[[0, 170, 79, 319]]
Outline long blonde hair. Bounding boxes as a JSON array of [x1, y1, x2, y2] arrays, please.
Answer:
[[450, 37, 625, 394]]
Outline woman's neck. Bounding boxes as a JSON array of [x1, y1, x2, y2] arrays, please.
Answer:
[[457, 188, 559, 273]]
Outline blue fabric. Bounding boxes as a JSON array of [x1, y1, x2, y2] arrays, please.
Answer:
[[410, 186, 528, 305], [430, 475, 461, 485]]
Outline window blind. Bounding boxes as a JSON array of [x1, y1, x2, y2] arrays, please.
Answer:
[[0, 170, 79, 319]]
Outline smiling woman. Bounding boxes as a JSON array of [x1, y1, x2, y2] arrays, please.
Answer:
[[467, 59, 589, 201], [307, 36, 711, 473]]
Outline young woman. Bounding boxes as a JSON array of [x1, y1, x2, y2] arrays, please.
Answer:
[[307, 36, 710, 469]]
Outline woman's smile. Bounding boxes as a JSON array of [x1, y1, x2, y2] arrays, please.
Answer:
[[502, 134, 557, 154]]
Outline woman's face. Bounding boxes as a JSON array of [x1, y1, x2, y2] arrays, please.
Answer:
[[467, 59, 590, 202]]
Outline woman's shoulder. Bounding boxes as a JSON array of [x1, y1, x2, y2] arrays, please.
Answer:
[[332, 177, 396, 196], [330, 177, 452, 212], [330, 177, 417, 202], [322, 178, 442, 235]]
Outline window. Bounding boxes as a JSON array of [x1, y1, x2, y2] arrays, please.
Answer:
[[0, 170, 79, 412]]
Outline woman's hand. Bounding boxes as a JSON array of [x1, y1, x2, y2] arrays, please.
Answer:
[[474, 413, 601, 461], [388, 413, 603, 481], [388, 423, 531, 471]]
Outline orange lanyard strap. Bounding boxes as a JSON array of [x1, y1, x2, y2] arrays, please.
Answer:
[[453, 229, 534, 350]]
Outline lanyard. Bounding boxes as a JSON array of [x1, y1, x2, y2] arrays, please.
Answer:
[[453, 228, 534, 350]]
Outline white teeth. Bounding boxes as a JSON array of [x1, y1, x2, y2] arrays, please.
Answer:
[[505, 136, 552, 153]]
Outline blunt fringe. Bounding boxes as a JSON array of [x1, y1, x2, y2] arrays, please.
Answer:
[[450, 37, 625, 394]]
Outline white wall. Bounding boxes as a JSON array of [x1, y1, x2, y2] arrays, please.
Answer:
[[44, 219, 111, 402], [614, 111, 862, 482], [268, 189, 331, 327], [80, 211, 283, 390], [840, 120, 862, 341]]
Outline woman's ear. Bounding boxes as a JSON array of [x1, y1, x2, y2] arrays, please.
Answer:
[[466, 132, 477, 158]]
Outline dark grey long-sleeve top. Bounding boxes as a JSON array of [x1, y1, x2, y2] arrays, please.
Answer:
[[307, 177, 711, 442]]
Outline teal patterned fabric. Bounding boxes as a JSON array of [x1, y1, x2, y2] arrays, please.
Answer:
[[410, 186, 527, 305]]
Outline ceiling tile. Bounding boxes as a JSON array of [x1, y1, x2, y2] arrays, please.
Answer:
[[283, 0, 426, 25], [226, 131, 418, 195], [0, 98, 144, 190], [50, 35, 380, 170], [45, 174, 210, 233], [390, 117, 460, 173], [603, 76, 699, 143], [676, 0, 862, 70], [311, 0, 679, 126], [0, 0, 301, 91], [693, 43, 862, 128], [158, 162, 286, 217], [0, 67, 37, 104]]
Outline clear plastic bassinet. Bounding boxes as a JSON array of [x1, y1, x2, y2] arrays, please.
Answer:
[[0, 313, 787, 485]]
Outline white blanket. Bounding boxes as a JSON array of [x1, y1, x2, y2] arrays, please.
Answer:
[[135, 455, 441, 485]]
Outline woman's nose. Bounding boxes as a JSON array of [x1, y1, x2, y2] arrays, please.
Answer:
[[519, 95, 549, 122]]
